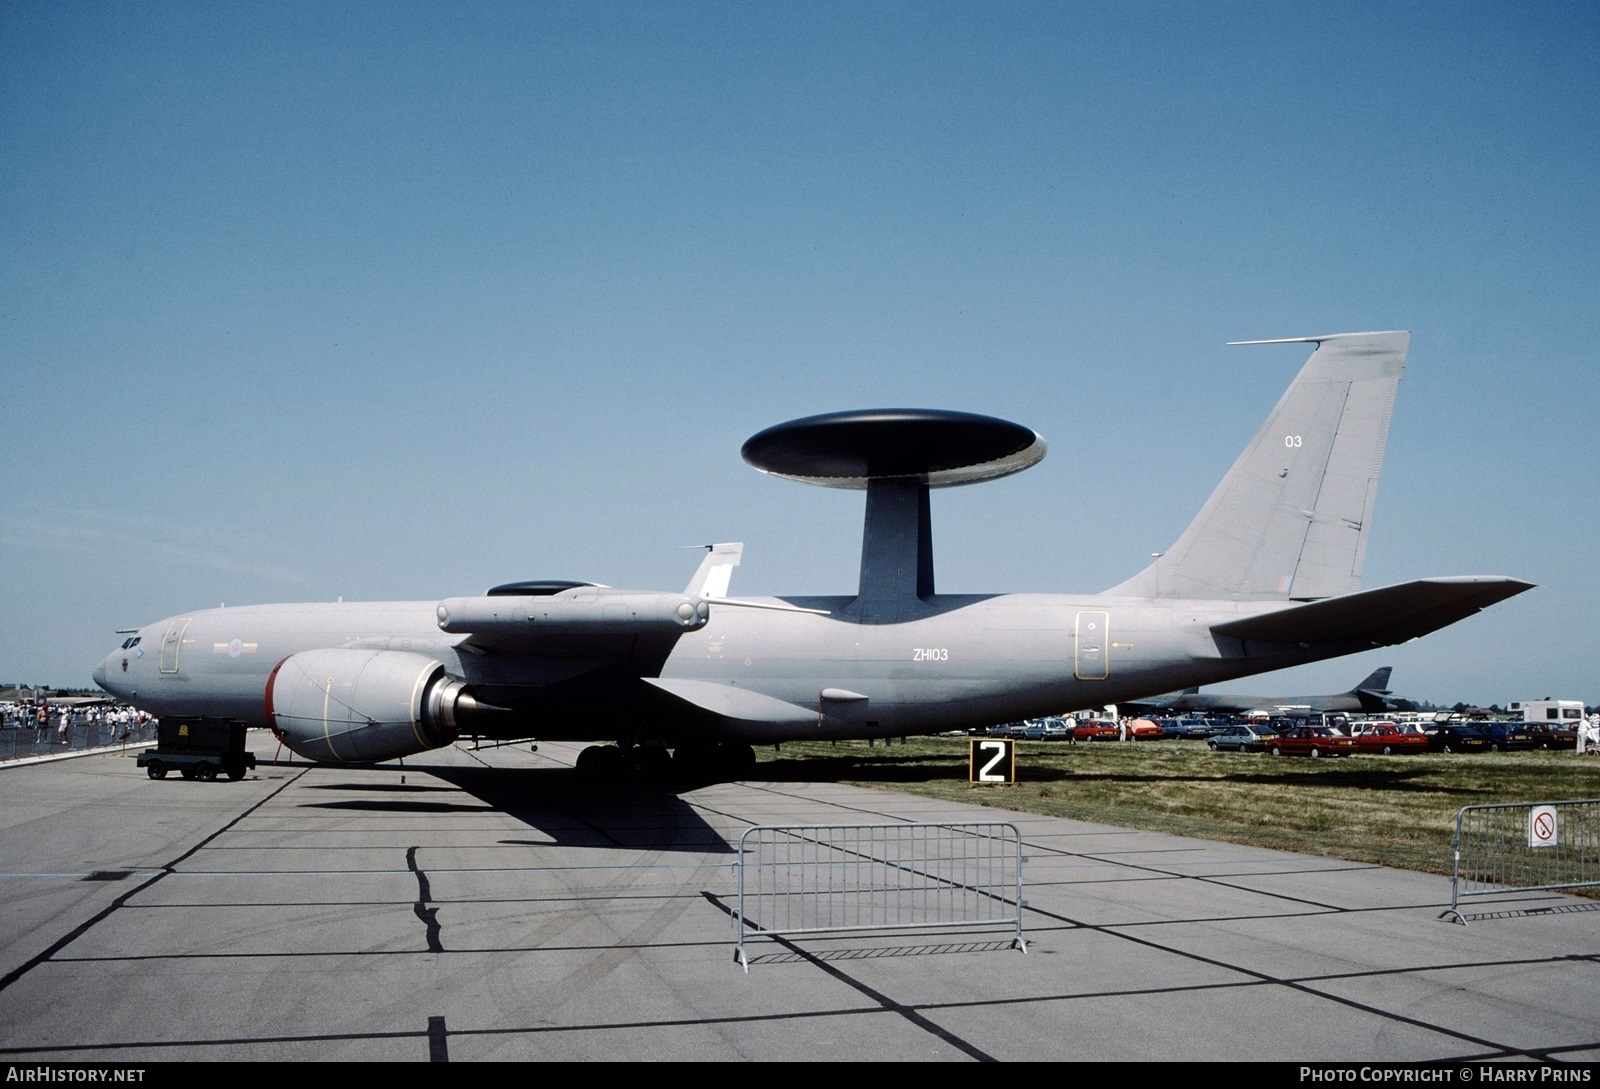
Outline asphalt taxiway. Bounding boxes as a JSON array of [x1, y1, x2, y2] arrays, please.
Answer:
[[0, 740, 1596, 1062]]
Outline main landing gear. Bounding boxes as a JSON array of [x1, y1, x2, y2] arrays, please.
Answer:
[[574, 741, 756, 785]]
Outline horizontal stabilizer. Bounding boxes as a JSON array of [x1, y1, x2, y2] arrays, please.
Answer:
[[645, 677, 817, 726], [1212, 577, 1533, 646]]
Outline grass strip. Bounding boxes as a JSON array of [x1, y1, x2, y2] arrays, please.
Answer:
[[756, 737, 1600, 879]]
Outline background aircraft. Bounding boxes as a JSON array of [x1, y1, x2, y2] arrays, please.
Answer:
[[94, 332, 1531, 780], [1120, 666, 1399, 718]]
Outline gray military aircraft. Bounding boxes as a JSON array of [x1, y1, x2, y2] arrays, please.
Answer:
[[1119, 666, 1399, 718], [94, 331, 1531, 780]]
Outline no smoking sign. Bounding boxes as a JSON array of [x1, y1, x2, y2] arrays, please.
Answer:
[[1528, 805, 1559, 848]]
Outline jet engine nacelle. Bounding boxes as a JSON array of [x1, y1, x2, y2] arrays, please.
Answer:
[[265, 648, 480, 764], [434, 590, 709, 635]]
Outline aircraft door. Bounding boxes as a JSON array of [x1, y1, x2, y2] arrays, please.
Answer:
[[159, 619, 190, 674], [1074, 610, 1109, 680]]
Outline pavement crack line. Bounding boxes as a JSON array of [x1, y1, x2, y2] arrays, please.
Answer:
[[0, 767, 311, 995], [407, 846, 445, 953]]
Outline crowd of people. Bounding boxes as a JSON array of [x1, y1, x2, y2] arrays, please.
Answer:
[[0, 701, 151, 748]]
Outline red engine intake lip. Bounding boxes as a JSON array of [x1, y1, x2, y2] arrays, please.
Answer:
[[263, 656, 291, 737]]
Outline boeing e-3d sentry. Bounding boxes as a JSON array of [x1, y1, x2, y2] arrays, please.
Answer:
[[94, 331, 1532, 780], [1119, 666, 1400, 718]]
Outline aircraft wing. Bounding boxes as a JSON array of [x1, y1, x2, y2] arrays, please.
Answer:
[[1211, 577, 1534, 646], [644, 677, 817, 727]]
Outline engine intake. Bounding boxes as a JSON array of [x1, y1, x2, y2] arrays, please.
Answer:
[[265, 648, 484, 763]]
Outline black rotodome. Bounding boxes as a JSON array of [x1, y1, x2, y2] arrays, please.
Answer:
[[741, 409, 1045, 489]]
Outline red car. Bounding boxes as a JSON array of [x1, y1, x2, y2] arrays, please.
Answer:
[[1348, 722, 1429, 755], [1070, 719, 1119, 741], [1124, 718, 1167, 740], [1525, 724, 1578, 750], [1267, 726, 1355, 758]]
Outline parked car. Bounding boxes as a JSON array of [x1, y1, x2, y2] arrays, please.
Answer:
[[1032, 717, 1072, 740], [1070, 719, 1119, 742], [1526, 724, 1578, 750], [1162, 717, 1218, 739], [1348, 722, 1429, 755], [1422, 725, 1491, 753], [1207, 724, 1275, 753], [1266, 726, 1355, 758], [1477, 722, 1539, 752], [1124, 718, 1167, 740]]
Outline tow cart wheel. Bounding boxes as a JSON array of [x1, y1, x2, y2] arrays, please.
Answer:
[[147, 761, 167, 780], [194, 763, 217, 782], [226, 766, 245, 781]]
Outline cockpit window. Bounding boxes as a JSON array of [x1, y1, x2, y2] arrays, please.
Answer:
[[121, 636, 141, 649]]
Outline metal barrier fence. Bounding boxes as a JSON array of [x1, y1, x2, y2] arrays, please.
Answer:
[[1443, 799, 1600, 924], [733, 821, 1027, 969], [0, 719, 159, 763]]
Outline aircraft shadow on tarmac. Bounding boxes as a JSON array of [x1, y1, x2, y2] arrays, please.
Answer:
[[275, 760, 734, 854]]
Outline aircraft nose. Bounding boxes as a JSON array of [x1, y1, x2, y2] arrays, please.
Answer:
[[92, 651, 119, 694]]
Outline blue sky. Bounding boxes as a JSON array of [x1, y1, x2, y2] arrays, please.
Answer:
[[3, 1, 1596, 707]]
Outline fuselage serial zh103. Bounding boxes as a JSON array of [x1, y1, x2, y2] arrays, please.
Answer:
[[95, 332, 1531, 779]]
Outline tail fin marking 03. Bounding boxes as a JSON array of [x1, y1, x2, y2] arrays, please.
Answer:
[[1109, 331, 1409, 601]]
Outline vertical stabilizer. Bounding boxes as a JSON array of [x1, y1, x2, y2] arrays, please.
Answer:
[[1108, 331, 1408, 600], [684, 542, 743, 599]]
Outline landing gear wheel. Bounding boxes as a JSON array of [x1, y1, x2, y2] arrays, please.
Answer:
[[576, 745, 622, 784], [625, 746, 673, 784], [671, 744, 713, 779], [717, 742, 757, 778], [146, 761, 167, 780]]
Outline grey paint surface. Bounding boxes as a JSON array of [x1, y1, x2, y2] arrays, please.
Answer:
[[0, 744, 1594, 1062], [92, 333, 1531, 764], [1124, 666, 1398, 716]]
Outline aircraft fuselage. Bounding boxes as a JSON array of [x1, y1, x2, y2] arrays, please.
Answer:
[[96, 591, 1351, 745]]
